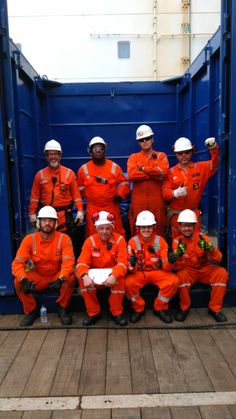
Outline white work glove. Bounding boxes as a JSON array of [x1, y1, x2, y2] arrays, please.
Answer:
[[205, 137, 216, 149], [75, 211, 84, 225], [173, 186, 187, 198], [29, 214, 37, 225]]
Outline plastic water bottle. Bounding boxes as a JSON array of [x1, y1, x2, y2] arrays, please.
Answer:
[[40, 305, 48, 324]]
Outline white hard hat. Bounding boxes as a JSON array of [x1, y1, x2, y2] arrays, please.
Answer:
[[136, 125, 154, 141], [44, 140, 62, 153], [135, 210, 156, 226], [89, 268, 112, 285], [173, 137, 193, 152], [177, 209, 197, 223], [88, 136, 107, 149], [93, 211, 115, 226], [37, 206, 58, 219]]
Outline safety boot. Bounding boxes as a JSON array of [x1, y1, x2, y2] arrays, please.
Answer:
[[175, 309, 189, 322], [83, 313, 101, 326], [129, 311, 145, 323], [153, 309, 173, 323], [20, 307, 39, 327], [112, 314, 128, 326], [208, 309, 227, 323], [58, 306, 72, 325]]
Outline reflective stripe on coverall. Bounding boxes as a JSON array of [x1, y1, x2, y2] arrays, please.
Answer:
[[29, 165, 83, 228], [77, 159, 130, 237], [125, 233, 179, 312], [127, 150, 169, 236], [162, 146, 219, 238], [172, 232, 228, 312], [76, 232, 128, 316], [12, 231, 75, 314]]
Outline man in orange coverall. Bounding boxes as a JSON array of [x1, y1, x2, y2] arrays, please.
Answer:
[[127, 125, 169, 237], [12, 206, 75, 327], [76, 210, 128, 326], [77, 136, 130, 237], [168, 209, 228, 322], [29, 139, 84, 231], [125, 210, 179, 324], [162, 136, 219, 239]]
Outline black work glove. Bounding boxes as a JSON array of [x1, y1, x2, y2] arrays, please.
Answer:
[[48, 277, 65, 290], [114, 195, 123, 204], [176, 239, 187, 256], [167, 251, 178, 264], [148, 245, 156, 254], [198, 234, 214, 252], [129, 254, 137, 268], [21, 277, 35, 294]]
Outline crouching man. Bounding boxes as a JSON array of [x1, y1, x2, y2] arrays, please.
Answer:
[[168, 209, 228, 322], [12, 206, 75, 327], [76, 211, 128, 326], [125, 210, 179, 323]]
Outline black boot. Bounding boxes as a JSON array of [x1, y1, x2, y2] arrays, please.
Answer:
[[153, 309, 173, 323], [175, 309, 189, 322], [112, 314, 128, 326], [208, 309, 227, 323], [130, 311, 145, 323], [83, 313, 101, 326], [58, 306, 72, 325], [20, 307, 39, 327]]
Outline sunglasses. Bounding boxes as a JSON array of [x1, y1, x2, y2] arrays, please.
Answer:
[[138, 136, 153, 143]]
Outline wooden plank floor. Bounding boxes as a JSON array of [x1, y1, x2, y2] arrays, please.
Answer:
[[0, 308, 236, 418]]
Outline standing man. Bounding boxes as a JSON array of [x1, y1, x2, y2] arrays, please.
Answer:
[[76, 211, 128, 326], [127, 125, 169, 236], [162, 136, 219, 239], [77, 136, 130, 237], [12, 206, 75, 327], [168, 209, 228, 322], [29, 139, 84, 231], [125, 210, 179, 323]]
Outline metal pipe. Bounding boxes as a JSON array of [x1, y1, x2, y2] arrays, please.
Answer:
[[153, 0, 158, 80]]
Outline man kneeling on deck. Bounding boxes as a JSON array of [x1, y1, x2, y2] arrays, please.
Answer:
[[168, 209, 228, 322], [125, 210, 179, 323], [76, 211, 128, 326], [12, 206, 75, 327]]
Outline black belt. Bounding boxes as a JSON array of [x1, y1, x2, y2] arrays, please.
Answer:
[[54, 204, 73, 212]]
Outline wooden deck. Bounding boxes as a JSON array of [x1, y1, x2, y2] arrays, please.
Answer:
[[1, 307, 236, 418]]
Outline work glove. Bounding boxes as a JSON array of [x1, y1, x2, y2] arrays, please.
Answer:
[[74, 211, 84, 225], [198, 234, 214, 252], [173, 186, 187, 198], [148, 246, 156, 254], [114, 195, 123, 204], [48, 276, 65, 290], [21, 277, 35, 294], [204, 137, 216, 149], [176, 239, 187, 256], [129, 254, 137, 268], [167, 251, 178, 264], [29, 214, 37, 226]]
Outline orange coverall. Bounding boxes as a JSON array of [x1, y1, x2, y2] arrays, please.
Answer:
[[76, 232, 128, 317], [77, 159, 130, 237], [162, 146, 219, 238], [173, 232, 228, 312], [127, 150, 169, 236], [29, 165, 83, 228], [125, 233, 179, 312], [12, 231, 75, 314]]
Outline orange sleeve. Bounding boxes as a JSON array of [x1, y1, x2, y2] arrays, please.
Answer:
[[115, 165, 130, 199], [210, 145, 220, 174], [69, 170, 83, 211], [76, 238, 92, 277], [143, 152, 169, 179], [111, 236, 128, 279], [159, 237, 173, 272], [29, 172, 41, 215], [12, 236, 32, 281], [201, 233, 222, 264], [162, 168, 176, 201], [77, 166, 86, 198], [59, 235, 75, 278], [127, 237, 138, 273], [127, 154, 150, 181]]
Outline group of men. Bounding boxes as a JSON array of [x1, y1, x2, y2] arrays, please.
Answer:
[[12, 125, 228, 327]]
